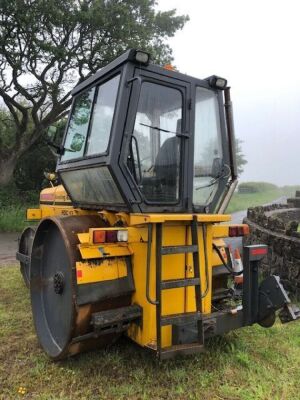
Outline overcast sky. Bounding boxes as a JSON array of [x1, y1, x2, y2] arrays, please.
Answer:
[[157, 0, 300, 186]]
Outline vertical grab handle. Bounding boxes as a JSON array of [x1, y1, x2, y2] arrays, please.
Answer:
[[146, 223, 158, 305]]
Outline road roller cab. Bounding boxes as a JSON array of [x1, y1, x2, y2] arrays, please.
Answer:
[[57, 49, 235, 214], [18, 49, 300, 360]]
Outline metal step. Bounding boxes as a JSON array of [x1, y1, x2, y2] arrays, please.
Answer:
[[161, 311, 202, 326], [160, 343, 205, 360], [91, 305, 142, 332], [161, 245, 198, 255], [212, 288, 232, 301], [212, 265, 231, 277], [161, 278, 200, 290]]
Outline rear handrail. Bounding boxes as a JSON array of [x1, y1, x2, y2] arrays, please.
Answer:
[[146, 223, 158, 305]]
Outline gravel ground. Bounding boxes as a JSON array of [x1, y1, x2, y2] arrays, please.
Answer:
[[0, 232, 19, 266]]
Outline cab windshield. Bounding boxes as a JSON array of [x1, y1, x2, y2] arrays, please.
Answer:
[[128, 82, 182, 203]]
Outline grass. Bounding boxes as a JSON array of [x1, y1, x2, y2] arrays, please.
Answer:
[[226, 189, 287, 214], [1, 265, 300, 400], [0, 206, 32, 232]]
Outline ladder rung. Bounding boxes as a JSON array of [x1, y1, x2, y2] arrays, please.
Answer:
[[161, 311, 202, 326], [161, 245, 198, 255], [161, 278, 200, 290], [160, 343, 205, 360]]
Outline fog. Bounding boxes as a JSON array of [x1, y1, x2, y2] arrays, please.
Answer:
[[157, 0, 300, 186]]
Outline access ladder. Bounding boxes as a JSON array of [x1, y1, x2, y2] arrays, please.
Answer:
[[146, 216, 206, 360]]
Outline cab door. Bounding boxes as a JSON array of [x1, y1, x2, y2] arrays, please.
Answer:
[[120, 67, 191, 213]]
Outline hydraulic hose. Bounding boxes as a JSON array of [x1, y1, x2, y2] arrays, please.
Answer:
[[213, 243, 243, 276]]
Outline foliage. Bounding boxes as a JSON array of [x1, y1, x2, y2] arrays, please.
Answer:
[[281, 185, 300, 197], [13, 142, 57, 191], [0, 206, 31, 232], [0, 0, 188, 184], [0, 107, 65, 190], [0, 184, 38, 208], [0, 108, 16, 150], [0, 183, 38, 232], [235, 138, 247, 175], [1, 265, 300, 399]]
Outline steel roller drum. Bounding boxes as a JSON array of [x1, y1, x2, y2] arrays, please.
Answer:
[[30, 214, 130, 359]]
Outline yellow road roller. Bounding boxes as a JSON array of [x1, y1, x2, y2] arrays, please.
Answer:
[[17, 49, 300, 360]]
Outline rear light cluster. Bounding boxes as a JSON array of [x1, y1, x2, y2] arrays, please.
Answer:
[[228, 225, 249, 237], [93, 230, 128, 244]]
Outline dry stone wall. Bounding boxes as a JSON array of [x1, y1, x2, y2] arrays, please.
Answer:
[[243, 195, 300, 298]]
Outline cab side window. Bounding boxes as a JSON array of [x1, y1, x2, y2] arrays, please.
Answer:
[[193, 87, 223, 207]]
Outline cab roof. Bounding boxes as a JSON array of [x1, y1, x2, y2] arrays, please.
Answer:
[[72, 48, 221, 97]]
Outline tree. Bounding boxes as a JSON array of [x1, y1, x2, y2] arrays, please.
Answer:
[[199, 136, 247, 177], [13, 118, 67, 191], [0, 0, 188, 185], [235, 138, 247, 175]]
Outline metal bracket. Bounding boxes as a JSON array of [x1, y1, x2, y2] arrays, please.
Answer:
[[16, 252, 30, 265]]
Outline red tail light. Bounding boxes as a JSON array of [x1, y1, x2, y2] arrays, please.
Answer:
[[106, 231, 118, 242], [93, 230, 106, 243], [229, 225, 249, 237], [93, 229, 128, 244]]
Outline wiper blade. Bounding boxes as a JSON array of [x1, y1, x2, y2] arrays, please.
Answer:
[[139, 123, 189, 138], [195, 178, 219, 190], [195, 164, 231, 190], [139, 123, 173, 133]]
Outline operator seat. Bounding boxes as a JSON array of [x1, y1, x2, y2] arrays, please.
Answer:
[[154, 136, 179, 181], [153, 120, 181, 201]]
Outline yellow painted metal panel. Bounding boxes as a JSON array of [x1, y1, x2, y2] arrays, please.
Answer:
[[78, 243, 131, 259], [118, 258, 127, 277], [27, 205, 95, 220], [212, 239, 228, 267], [126, 216, 229, 350], [130, 213, 231, 225], [127, 221, 216, 348], [77, 233, 90, 244], [76, 258, 127, 285], [27, 208, 42, 220], [212, 225, 229, 238], [197, 214, 231, 223]]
